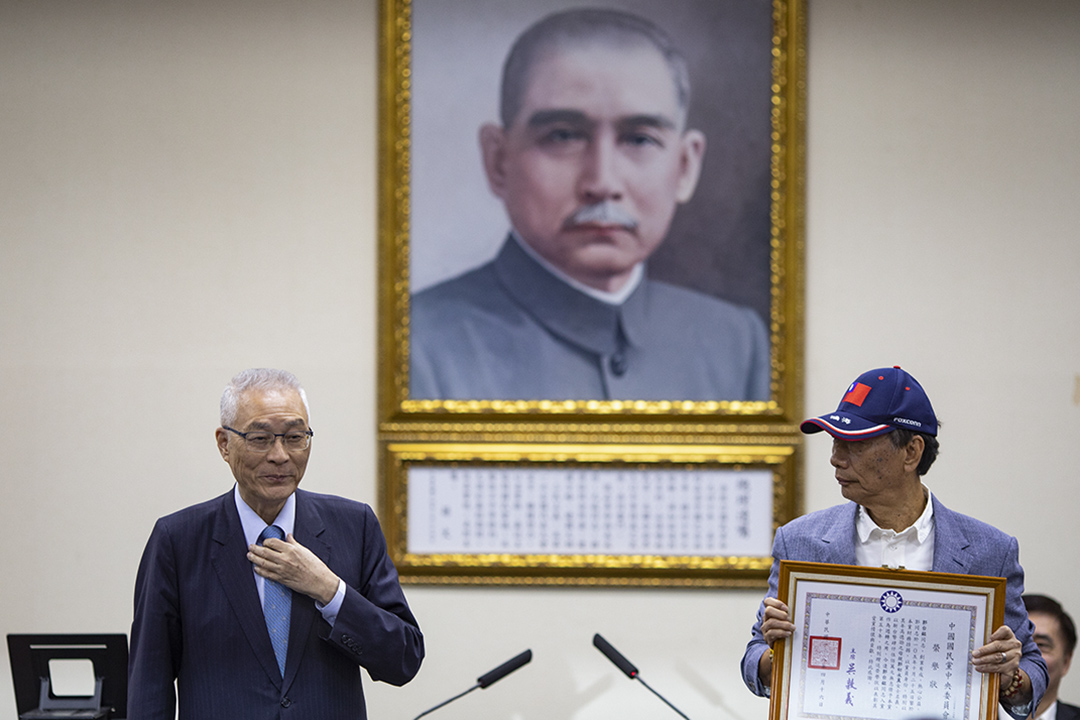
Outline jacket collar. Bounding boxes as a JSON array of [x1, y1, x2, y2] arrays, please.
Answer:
[[817, 496, 973, 572], [818, 502, 859, 563], [493, 236, 653, 356], [928, 495, 973, 573]]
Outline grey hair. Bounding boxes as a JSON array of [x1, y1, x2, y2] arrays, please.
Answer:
[[219, 368, 310, 427], [499, 8, 692, 129], [888, 427, 940, 477]]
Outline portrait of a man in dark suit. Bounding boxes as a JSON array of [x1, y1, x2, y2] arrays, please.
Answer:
[[408, 3, 773, 403]]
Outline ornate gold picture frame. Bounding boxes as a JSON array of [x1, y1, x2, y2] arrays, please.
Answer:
[[382, 442, 799, 586], [377, 0, 805, 585], [771, 561, 1007, 720]]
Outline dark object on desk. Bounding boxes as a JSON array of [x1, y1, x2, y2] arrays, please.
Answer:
[[7, 634, 127, 720]]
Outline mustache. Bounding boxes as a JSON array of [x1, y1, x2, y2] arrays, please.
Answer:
[[562, 201, 638, 231]]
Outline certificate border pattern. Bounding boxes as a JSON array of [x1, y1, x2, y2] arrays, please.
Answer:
[[773, 562, 1005, 720]]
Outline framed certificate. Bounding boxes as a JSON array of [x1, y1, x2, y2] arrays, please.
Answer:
[[771, 561, 1007, 720]]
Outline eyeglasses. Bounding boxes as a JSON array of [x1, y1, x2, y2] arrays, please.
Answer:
[[223, 426, 314, 452]]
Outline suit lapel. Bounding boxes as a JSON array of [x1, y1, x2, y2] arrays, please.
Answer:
[[209, 491, 283, 688], [818, 503, 859, 565], [930, 496, 973, 573], [281, 490, 330, 692], [1058, 702, 1080, 720]]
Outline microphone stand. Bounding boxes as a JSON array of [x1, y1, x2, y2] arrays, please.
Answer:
[[412, 649, 533, 720], [633, 676, 691, 720], [413, 684, 480, 720]]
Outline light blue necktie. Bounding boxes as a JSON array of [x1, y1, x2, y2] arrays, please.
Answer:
[[258, 525, 291, 677]]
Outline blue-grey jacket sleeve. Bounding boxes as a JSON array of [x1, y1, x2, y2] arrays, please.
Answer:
[[741, 524, 787, 696], [998, 535, 1047, 719]]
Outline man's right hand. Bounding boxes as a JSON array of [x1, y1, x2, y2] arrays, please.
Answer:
[[758, 597, 796, 686]]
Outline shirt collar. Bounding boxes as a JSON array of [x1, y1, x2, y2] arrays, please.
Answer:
[[856, 486, 935, 543], [1034, 700, 1060, 720], [510, 230, 644, 305], [234, 484, 296, 547]]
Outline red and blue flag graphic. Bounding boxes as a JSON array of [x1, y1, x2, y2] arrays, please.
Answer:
[[842, 382, 872, 407]]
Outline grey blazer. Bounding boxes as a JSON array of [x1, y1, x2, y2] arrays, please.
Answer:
[[740, 495, 1047, 719]]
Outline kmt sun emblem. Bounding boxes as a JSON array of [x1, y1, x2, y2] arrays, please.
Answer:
[[880, 590, 903, 613]]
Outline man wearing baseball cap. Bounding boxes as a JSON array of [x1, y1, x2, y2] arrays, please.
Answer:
[[740, 366, 1047, 719]]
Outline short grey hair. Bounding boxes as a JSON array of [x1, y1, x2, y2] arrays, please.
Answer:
[[499, 8, 692, 129], [888, 427, 940, 477], [219, 368, 310, 427]]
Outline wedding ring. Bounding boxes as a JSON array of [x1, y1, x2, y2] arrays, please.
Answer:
[[1000, 652, 1007, 664]]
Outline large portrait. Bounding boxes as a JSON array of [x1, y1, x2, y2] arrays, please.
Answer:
[[377, 0, 805, 585], [378, 0, 804, 420]]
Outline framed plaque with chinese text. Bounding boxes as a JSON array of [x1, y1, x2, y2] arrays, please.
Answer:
[[380, 442, 799, 586], [771, 561, 1007, 720]]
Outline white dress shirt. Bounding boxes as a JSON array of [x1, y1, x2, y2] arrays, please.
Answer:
[[854, 487, 936, 571], [1034, 699, 1060, 720]]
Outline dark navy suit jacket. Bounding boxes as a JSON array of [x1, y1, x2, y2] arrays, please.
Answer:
[[740, 496, 1047, 719], [128, 489, 423, 719], [1058, 700, 1080, 720]]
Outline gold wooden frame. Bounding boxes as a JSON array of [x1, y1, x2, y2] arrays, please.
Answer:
[[377, 0, 805, 422], [771, 561, 1007, 720], [376, 0, 806, 585], [381, 442, 799, 587]]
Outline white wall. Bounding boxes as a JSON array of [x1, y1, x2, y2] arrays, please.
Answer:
[[1, 1, 1078, 719]]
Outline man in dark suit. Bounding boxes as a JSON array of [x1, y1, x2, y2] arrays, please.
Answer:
[[741, 366, 1047, 720], [128, 368, 423, 719], [1024, 594, 1078, 720]]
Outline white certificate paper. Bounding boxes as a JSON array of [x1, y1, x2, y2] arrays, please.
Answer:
[[406, 465, 774, 557], [775, 563, 1002, 720]]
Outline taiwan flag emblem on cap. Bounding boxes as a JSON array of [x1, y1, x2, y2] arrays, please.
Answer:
[[842, 382, 872, 407]]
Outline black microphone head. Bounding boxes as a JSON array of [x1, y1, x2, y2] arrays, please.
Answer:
[[477, 649, 532, 689], [593, 634, 638, 679]]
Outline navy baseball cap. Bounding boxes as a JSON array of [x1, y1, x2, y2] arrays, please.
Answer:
[[801, 366, 938, 440]]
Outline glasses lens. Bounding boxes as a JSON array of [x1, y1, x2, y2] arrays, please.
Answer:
[[235, 429, 310, 452], [244, 432, 274, 451], [283, 432, 310, 450]]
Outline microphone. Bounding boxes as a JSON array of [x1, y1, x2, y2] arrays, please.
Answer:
[[592, 634, 691, 720], [412, 649, 532, 719], [593, 633, 638, 678], [477, 648, 533, 688]]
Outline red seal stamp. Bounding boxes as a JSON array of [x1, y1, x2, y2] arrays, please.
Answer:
[[808, 636, 842, 670]]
